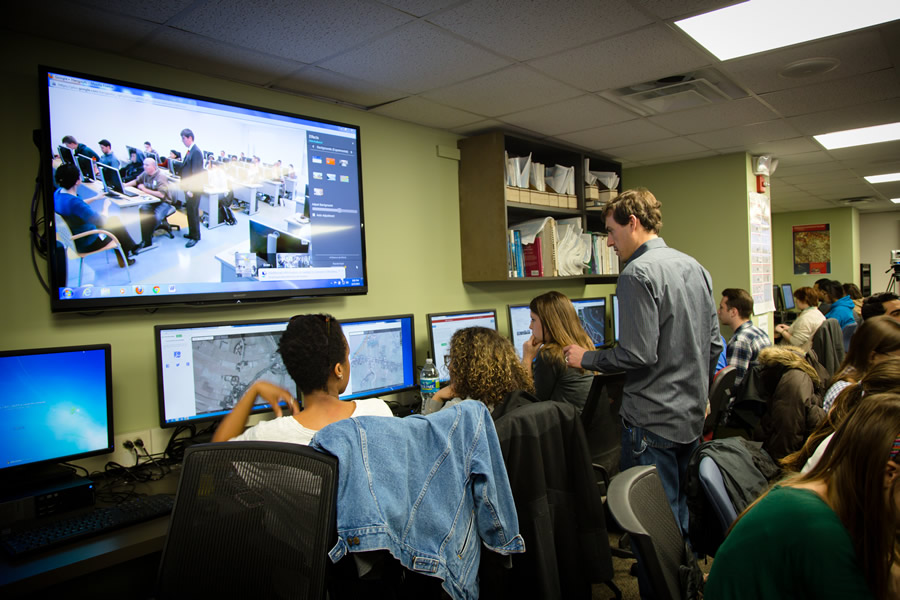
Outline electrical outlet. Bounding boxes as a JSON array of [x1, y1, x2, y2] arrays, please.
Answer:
[[110, 429, 152, 467]]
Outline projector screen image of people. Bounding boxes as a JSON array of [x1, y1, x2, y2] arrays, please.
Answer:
[[40, 66, 367, 312]]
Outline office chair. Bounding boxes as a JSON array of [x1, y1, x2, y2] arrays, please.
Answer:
[[55, 213, 131, 286], [156, 441, 338, 600], [697, 457, 738, 544], [811, 318, 845, 380], [153, 203, 182, 239], [704, 366, 737, 438], [841, 321, 857, 353], [607, 465, 702, 600]]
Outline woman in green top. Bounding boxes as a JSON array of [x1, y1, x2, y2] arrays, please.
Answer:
[[705, 393, 900, 600]]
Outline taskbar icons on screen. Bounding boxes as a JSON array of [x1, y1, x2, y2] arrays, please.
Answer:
[[60, 284, 178, 300]]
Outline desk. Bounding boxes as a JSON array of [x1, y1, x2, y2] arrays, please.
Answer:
[[0, 474, 178, 596], [233, 182, 262, 215], [77, 182, 157, 242], [259, 179, 283, 206], [200, 186, 230, 230]]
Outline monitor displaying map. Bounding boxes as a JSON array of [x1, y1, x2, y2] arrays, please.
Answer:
[[155, 314, 416, 427]]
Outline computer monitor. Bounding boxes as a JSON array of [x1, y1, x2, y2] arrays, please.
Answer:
[[0, 344, 114, 474], [426, 309, 498, 383], [146, 151, 159, 164], [169, 159, 183, 178], [57, 144, 75, 165], [248, 219, 310, 267], [773, 284, 784, 312], [571, 296, 606, 347], [507, 303, 532, 360], [97, 162, 127, 195], [611, 294, 619, 342], [781, 283, 795, 311], [155, 315, 416, 427], [75, 154, 96, 183]]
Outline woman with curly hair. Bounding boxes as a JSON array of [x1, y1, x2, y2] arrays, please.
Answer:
[[427, 326, 534, 413], [522, 291, 595, 411]]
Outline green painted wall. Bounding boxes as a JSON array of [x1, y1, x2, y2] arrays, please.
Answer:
[[772, 207, 860, 289], [1, 33, 611, 434]]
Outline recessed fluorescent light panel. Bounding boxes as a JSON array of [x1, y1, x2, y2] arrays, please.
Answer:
[[865, 173, 900, 184], [814, 122, 900, 149], [892, 198, 900, 204], [675, 0, 900, 61]]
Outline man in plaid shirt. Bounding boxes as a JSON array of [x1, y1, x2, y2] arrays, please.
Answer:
[[718, 288, 772, 384]]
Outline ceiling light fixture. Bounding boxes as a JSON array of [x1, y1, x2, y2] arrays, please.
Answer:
[[814, 122, 900, 149], [892, 198, 900, 204], [865, 173, 900, 184], [674, 0, 900, 61]]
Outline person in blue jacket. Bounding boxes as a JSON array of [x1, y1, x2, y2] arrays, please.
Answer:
[[823, 280, 856, 328]]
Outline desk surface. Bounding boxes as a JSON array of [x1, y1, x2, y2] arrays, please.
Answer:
[[0, 472, 179, 596]]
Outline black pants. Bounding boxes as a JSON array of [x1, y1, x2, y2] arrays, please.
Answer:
[[139, 201, 174, 244], [218, 191, 236, 224], [185, 192, 201, 240]]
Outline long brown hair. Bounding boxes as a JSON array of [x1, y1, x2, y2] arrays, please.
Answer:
[[829, 316, 900, 387], [782, 357, 900, 471], [802, 393, 900, 600], [448, 327, 534, 408], [529, 291, 594, 369]]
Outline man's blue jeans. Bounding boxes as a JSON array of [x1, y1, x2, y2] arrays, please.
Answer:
[[620, 420, 698, 537]]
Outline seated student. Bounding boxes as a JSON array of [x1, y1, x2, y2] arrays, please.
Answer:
[[131, 157, 173, 250], [428, 327, 535, 414], [775, 286, 826, 351], [718, 288, 772, 384], [814, 278, 833, 315], [212, 314, 393, 444], [61, 135, 99, 161], [705, 392, 900, 600], [53, 163, 138, 267], [782, 357, 900, 474], [520, 291, 594, 412], [823, 316, 900, 412], [843, 283, 864, 322], [97, 139, 120, 169], [120, 150, 144, 183], [823, 279, 856, 328], [863, 292, 900, 322], [206, 161, 236, 225]]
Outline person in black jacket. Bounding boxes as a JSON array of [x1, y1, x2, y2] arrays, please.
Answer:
[[180, 128, 207, 247]]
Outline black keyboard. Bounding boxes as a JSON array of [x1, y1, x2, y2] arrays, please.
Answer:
[[1, 494, 174, 558]]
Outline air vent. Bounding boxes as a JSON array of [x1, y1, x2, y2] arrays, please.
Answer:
[[600, 68, 746, 116], [838, 196, 874, 205]]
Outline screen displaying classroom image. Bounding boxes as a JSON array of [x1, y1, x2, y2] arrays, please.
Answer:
[[427, 310, 498, 383], [42, 67, 367, 311]]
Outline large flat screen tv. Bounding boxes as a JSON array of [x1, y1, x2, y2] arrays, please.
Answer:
[[40, 66, 367, 312]]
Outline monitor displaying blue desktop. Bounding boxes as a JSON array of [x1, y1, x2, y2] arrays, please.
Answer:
[[611, 294, 619, 342], [0, 345, 114, 472], [781, 283, 795, 311], [427, 309, 498, 383], [155, 315, 416, 427]]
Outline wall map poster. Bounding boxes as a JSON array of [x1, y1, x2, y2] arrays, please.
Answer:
[[750, 192, 775, 314], [793, 224, 831, 275]]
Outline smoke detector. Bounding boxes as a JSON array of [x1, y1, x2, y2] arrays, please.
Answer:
[[600, 68, 746, 116]]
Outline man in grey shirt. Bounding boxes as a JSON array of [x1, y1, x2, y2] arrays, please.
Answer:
[[564, 188, 722, 538]]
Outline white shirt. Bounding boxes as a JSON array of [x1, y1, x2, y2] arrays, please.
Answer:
[[786, 306, 826, 351], [233, 398, 394, 445]]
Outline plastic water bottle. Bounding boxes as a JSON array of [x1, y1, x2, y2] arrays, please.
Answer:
[[419, 355, 440, 414]]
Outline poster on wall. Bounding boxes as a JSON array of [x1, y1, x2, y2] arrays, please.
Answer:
[[750, 192, 775, 314], [793, 224, 831, 275]]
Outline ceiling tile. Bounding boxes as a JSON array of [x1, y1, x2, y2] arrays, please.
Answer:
[[647, 97, 779, 135], [608, 136, 709, 162], [420, 65, 583, 117], [497, 95, 636, 137], [77, 0, 195, 23], [724, 30, 891, 95], [687, 120, 800, 150], [378, 0, 461, 17], [271, 67, 407, 107], [723, 137, 822, 157], [130, 28, 303, 86], [630, 0, 745, 20], [449, 119, 506, 136], [638, 150, 719, 165], [557, 119, 676, 150], [319, 22, 510, 95], [427, 0, 650, 61], [759, 69, 900, 118], [168, 0, 413, 63], [529, 25, 712, 93], [787, 98, 900, 136], [371, 96, 483, 129]]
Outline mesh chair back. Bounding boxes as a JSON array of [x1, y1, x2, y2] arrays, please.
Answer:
[[607, 465, 686, 600], [705, 366, 737, 437], [157, 442, 338, 600]]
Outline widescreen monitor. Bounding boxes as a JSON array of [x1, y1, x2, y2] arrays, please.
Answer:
[[611, 294, 619, 342], [427, 309, 498, 383], [155, 315, 416, 427], [40, 66, 367, 312], [75, 154, 96, 183], [97, 162, 130, 196], [773, 284, 784, 312], [781, 283, 795, 310], [508, 297, 606, 360], [0, 345, 114, 473]]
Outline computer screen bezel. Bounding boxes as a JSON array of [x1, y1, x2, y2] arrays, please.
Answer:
[[781, 283, 795, 311], [773, 284, 785, 312], [0, 344, 114, 472], [40, 65, 369, 312], [610, 293, 619, 343], [426, 308, 499, 383], [154, 314, 417, 428], [507, 303, 532, 360]]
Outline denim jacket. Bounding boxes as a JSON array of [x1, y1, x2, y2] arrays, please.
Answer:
[[310, 400, 525, 600]]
